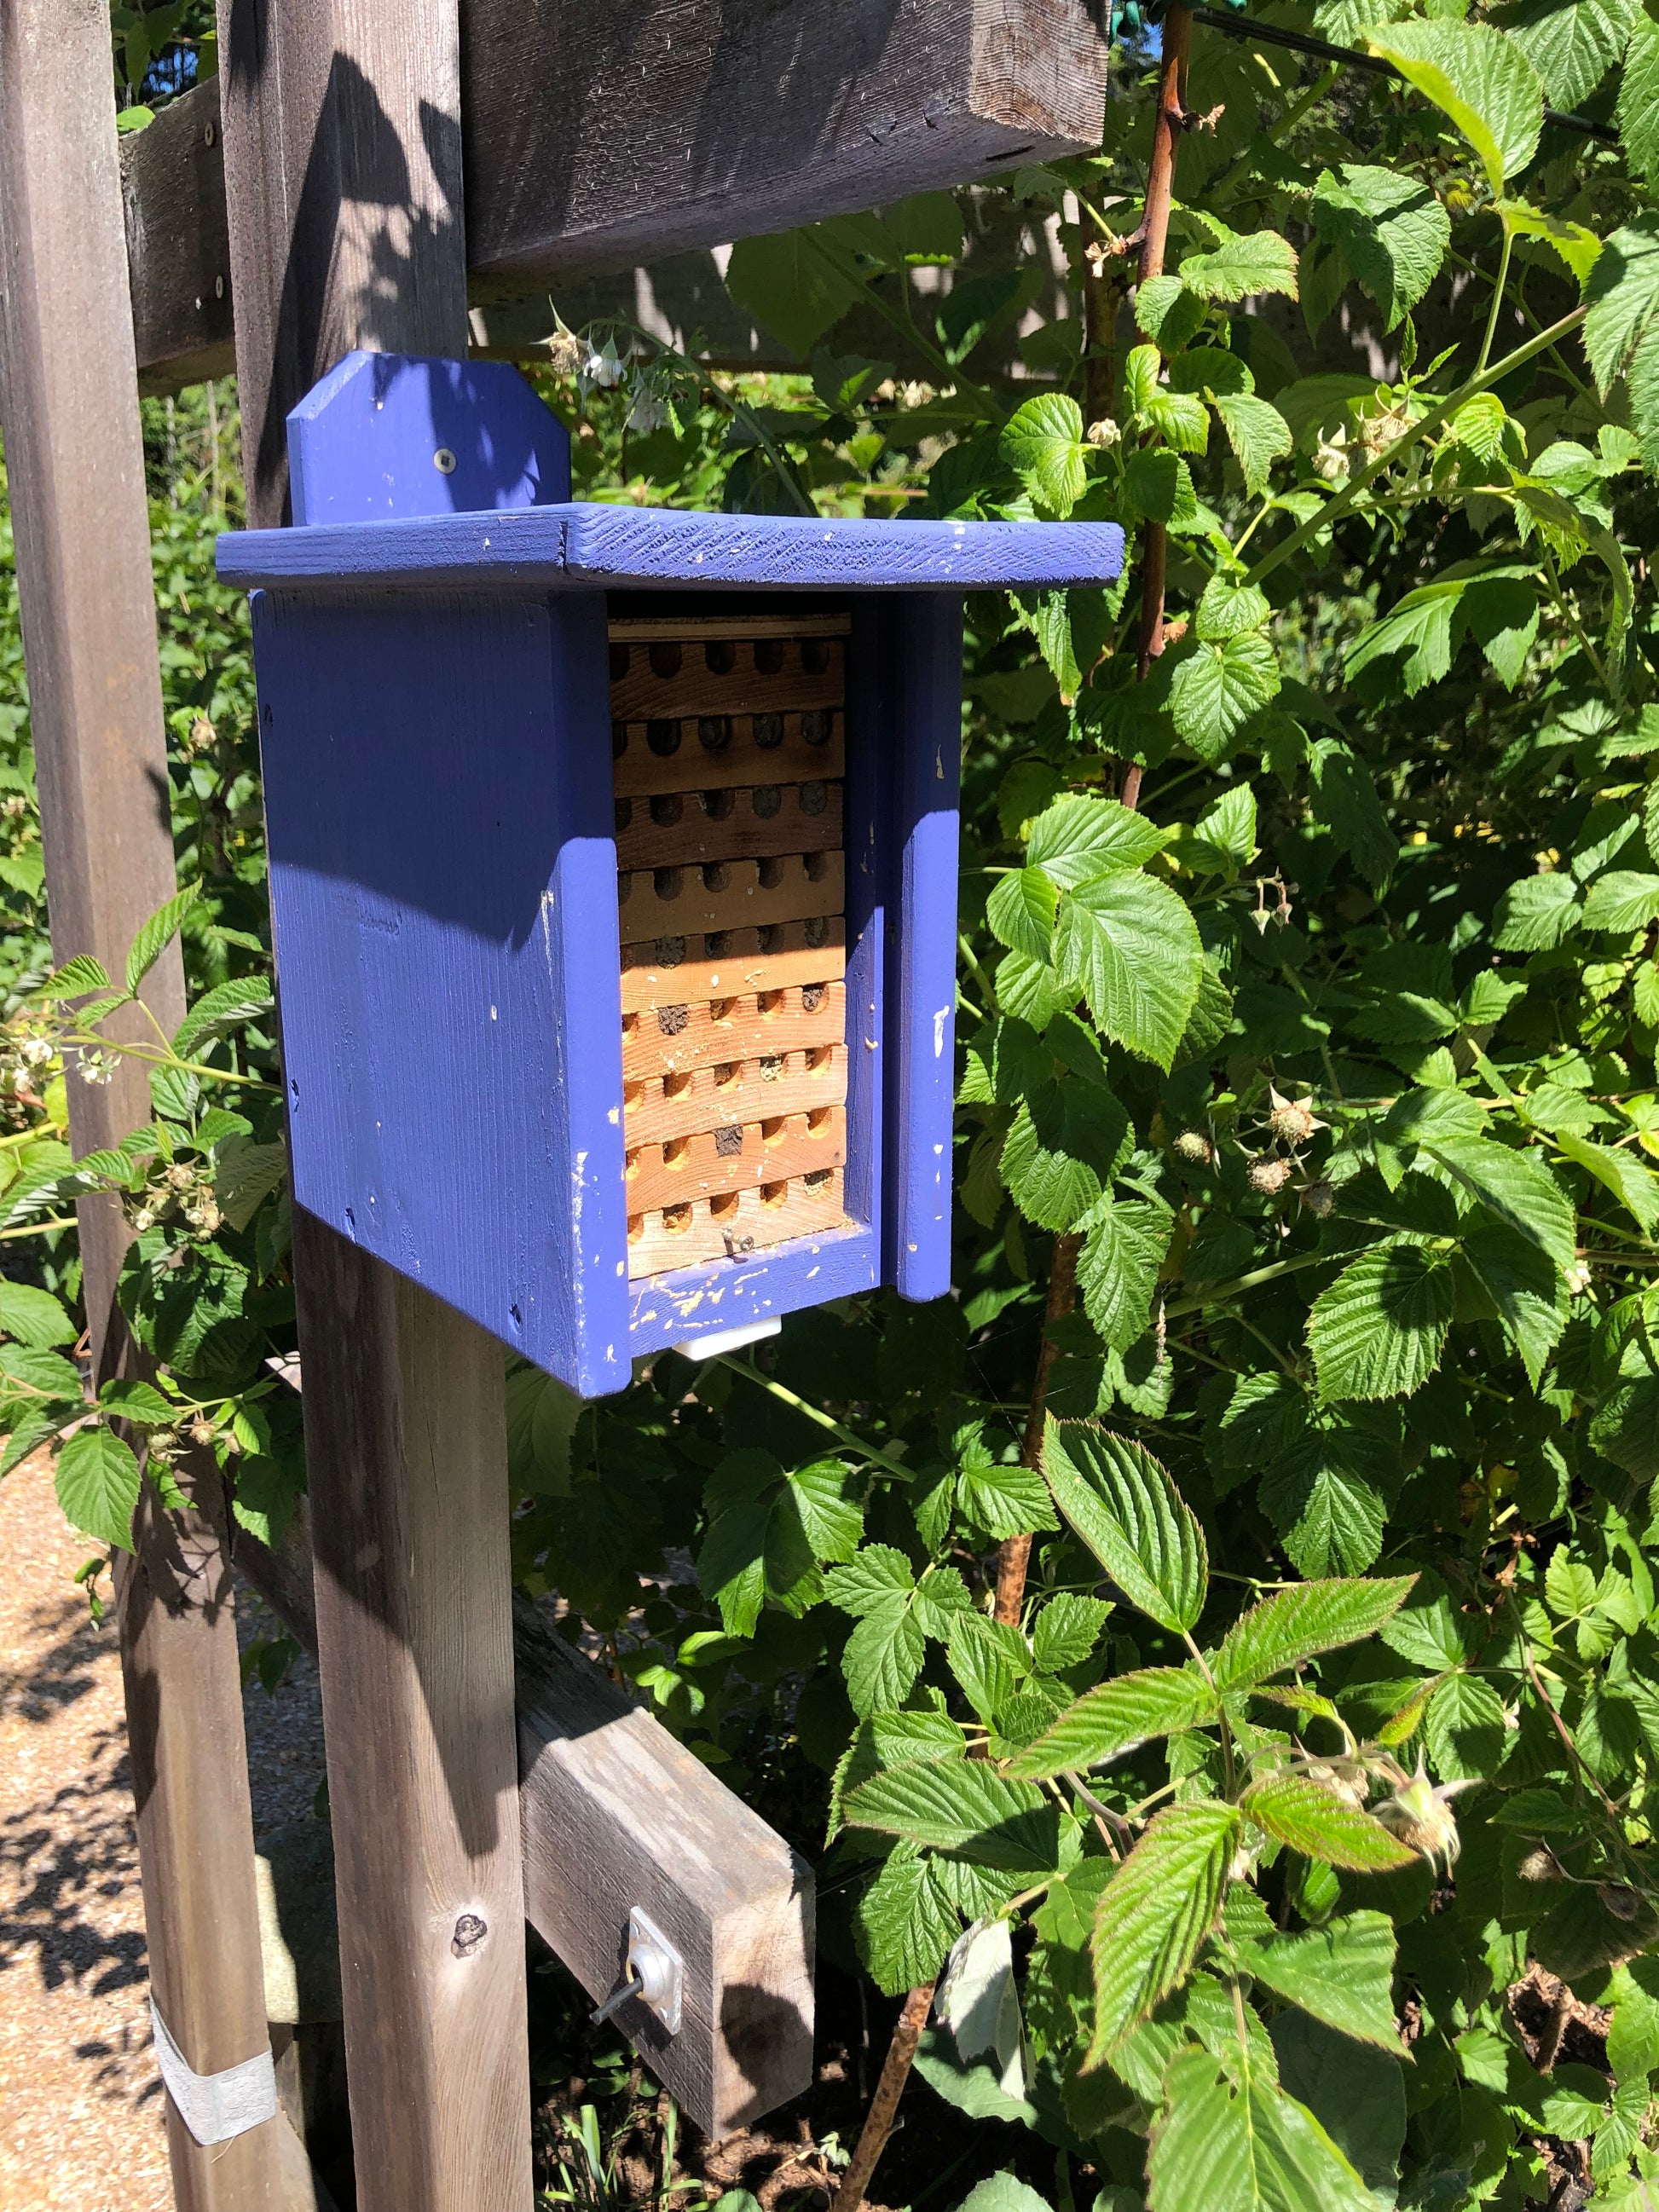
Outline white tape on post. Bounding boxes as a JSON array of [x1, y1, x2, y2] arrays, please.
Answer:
[[150, 1999, 278, 2146]]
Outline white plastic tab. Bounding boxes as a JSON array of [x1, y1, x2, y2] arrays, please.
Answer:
[[150, 2000, 277, 2146], [627, 1906, 684, 2036], [673, 1317, 782, 1363]]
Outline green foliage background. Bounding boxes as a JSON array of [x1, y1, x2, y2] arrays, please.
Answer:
[[9, 2, 1659, 2204]]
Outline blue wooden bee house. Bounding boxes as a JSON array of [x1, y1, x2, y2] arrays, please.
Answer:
[[218, 354, 1124, 1396]]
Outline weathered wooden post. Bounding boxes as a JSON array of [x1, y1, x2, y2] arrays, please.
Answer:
[[0, 3, 304, 2204], [213, 5, 533, 2207]]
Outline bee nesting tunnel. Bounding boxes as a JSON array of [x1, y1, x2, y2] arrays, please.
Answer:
[[218, 352, 1124, 1398]]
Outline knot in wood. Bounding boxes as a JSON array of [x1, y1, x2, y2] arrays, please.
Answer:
[[451, 1912, 488, 1959]]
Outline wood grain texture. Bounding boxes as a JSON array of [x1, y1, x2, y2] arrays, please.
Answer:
[[617, 851, 845, 937], [629, 1170, 847, 1275], [621, 983, 847, 1079], [514, 1606, 814, 2136], [626, 1109, 847, 1212], [0, 7, 289, 2203], [463, 0, 1106, 280], [215, 5, 535, 2203], [619, 921, 847, 1012], [613, 717, 845, 800], [124, 5, 1105, 390], [217, 501, 1128, 592], [625, 1047, 848, 1149], [610, 638, 843, 721], [614, 782, 842, 870]]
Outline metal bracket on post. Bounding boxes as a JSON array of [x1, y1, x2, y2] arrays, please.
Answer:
[[589, 1907, 685, 2036]]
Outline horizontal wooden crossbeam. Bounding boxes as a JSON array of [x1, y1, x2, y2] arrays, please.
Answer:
[[121, 0, 1107, 391]]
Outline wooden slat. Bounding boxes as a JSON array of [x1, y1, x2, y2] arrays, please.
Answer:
[[0, 8, 294, 2205], [624, 1044, 847, 1147], [611, 644, 843, 722], [621, 979, 846, 1079], [620, 920, 847, 1013], [627, 1169, 848, 1275], [214, 0, 535, 2204], [615, 781, 841, 870], [514, 1603, 814, 2136], [613, 713, 844, 796], [626, 1106, 846, 1210], [124, 4, 1109, 395], [610, 615, 852, 642], [617, 850, 843, 936]]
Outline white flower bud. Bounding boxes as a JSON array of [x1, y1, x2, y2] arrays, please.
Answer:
[[1086, 417, 1121, 449]]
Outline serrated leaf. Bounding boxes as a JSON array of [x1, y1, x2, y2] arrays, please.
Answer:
[[1044, 1420, 1208, 1634], [173, 976, 275, 1057], [1026, 793, 1167, 885], [98, 1377, 177, 1425], [1582, 869, 1659, 933], [986, 867, 1058, 961], [1215, 394, 1294, 496], [34, 953, 113, 1002], [1197, 579, 1271, 642], [1308, 738, 1397, 893], [1149, 2046, 1379, 2212], [1000, 392, 1090, 517], [1508, 0, 1629, 110], [1462, 1220, 1569, 1387], [856, 1842, 961, 1995], [1243, 1772, 1417, 1870], [1077, 1193, 1174, 1353], [124, 884, 201, 996], [1032, 1591, 1113, 1672], [215, 1142, 288, 1233], [1214, 1576, 1417, 1691], [1259, 1444, 1387, 1580], [1312, 165, 1450, 330], [1558, 1131, 1659, 1232], [844, 1758, 1064, 1871], [1232, 1910, 1401, 2049], [1367, 19, 1544, 196], [1426, 1135, 1576, 1269], [0, 1281, 75, 1348], [55, 1425, 142, 1551], [1055, 869, 1202, 1069], [1179, 228, 1299, 303], [1496, 199, 1604, 286], [1088, 1800, 1240, 2059], [1494, 869, 1581, 950], [1309, 1243, 1457, 1401], [957, 1454, 1059, 1543], [1169, 633, 1282, 763], [1005, 1666, 1219, 1781]]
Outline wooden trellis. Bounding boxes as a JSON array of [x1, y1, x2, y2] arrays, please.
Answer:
[[0, 4, 1113, 2209]]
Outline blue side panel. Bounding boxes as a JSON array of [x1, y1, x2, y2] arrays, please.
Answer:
[[840, 602, 886, 1235], [251, 588, 629, 1396], [287, 351, 572, 526], [886, 596, 963, 1302]]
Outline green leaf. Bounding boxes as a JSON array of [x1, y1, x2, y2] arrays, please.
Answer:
[[1308, 1244, 1457, 1401], [1585, 218, 1659, 445], [948, 1611, 1031, 1722], [1462, 1221, 1569, 1387], [1196, 580, 1271, 643], [1043, 1421, 1208, 1634], [1508, 0, 1630, 110], [1270, 2012, 1408, 2199], [1311, 165, 1450, 330], [1124, 448, 1199, 526], [844, 1759, 1066, 1871], [1494, 869, 1581, 949], [999, 393, 1090, 517], [1242, 1772, 1417, 1870], [1001, 1082, 1127, 1233], [1026, 793, 1168, 884], [1169, 633, 1282, 764], [1496, 199, 1604, 286], [1213, 1575, 1417, 1691], [1179, 225, 1300, 303], [1620, 6, 1659, 184], [0, 1409, 65, 1478], [1366, 20, 1544, 196], [1032, 1591, 1113, 1672], [1055, 869, 1203, 1069], [1148, 2046, 1381, 2212], [173, 976, 275, 1056], [1089, 1800, 1240, 2059], [1006, 1667, 1220, 1781], [1307, 738, 1397, 893], [1581, 869, 1659, 933], [55, 1425, 142, 1551], [1077, 1194, 1174, 1353], [723, 228, 860, 357], [986, 867, 1058, 962], [1425, 1135, 1576, 1269], [124, 884, 201, 996], [1557, 1131, 1659, 1232], [34, 953, 113, 1002], [1, 1342, 84, 1403], [1259, 1444, 1387, 1580], [1232, 1910, 1402, 2049], [215, 1142, 288, 1233], [856, 1842, 961, 1995], [98, 1377, 177, 1426], [954, 2178, 1055, 2212], [957, 1452, 1059, 1543], [1215, 394, 1295, 496], [1136, 274, 1206, 350], [0, 1280, 74, 1348]]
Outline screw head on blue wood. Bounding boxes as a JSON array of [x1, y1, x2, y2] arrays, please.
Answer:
[[286, 351, 573, 527]]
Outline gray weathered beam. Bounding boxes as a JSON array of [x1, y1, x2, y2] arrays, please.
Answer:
[[123, 1, 1106, 392]]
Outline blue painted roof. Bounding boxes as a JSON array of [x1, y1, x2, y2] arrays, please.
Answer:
[[217, 500, 1124, 594]]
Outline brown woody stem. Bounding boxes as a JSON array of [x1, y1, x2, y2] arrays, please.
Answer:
[[995, 1228, 1083, 1624], [834, 1978, 939, 2212]]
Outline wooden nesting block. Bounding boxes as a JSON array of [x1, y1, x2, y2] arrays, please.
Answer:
[[617, 852, 843, 938], [626, 1106, 847, 1213], [610, 637, 845, 721], [515, 1604, 814, 2138], [627, 1168, 847, 1276], [614, 781, 843, 871], [621, 981, 847, 1082], [625, 1044, 848, 1149], [611, 712, 844, 797], [619, 921, 847, 1015]]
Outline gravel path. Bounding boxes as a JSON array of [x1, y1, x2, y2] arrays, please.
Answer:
[[0, 1449, 328, 2211]]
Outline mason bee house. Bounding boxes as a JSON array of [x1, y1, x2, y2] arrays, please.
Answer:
[[220, 353, 1124, 1396]]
